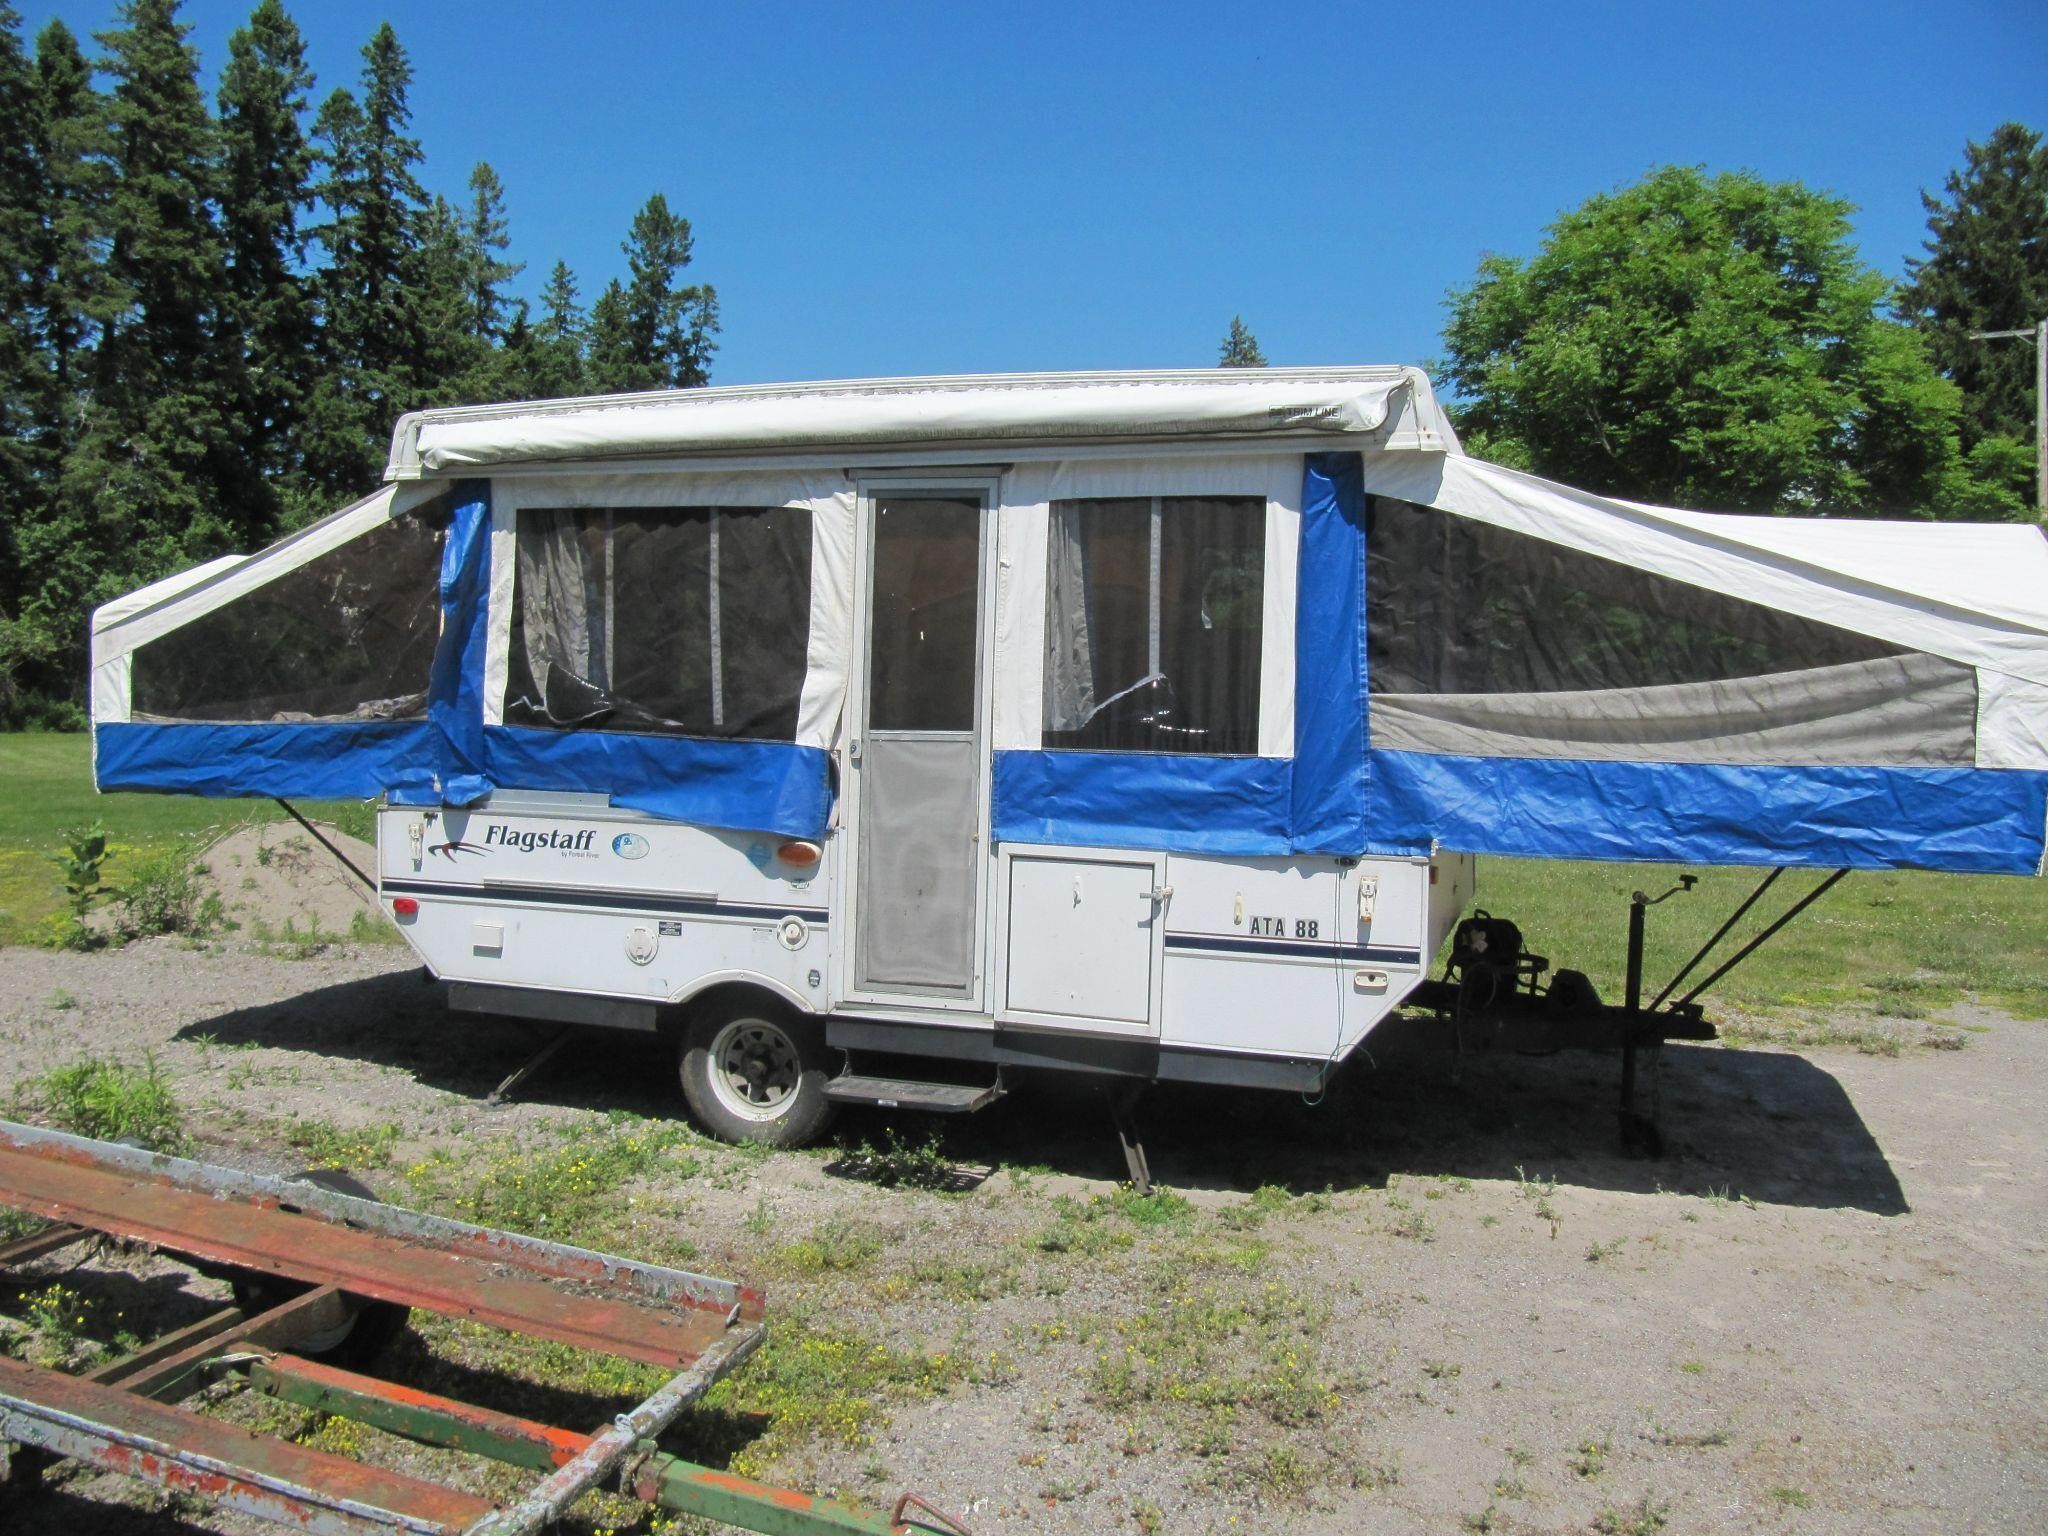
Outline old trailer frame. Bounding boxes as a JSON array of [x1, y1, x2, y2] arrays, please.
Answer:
[[0, 1120, 966, 1536]]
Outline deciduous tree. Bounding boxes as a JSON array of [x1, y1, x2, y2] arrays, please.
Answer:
[[1442, 165, 1973, 517]]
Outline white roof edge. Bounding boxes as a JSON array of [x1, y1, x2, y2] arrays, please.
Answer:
[[386, 365, 1454, 480]]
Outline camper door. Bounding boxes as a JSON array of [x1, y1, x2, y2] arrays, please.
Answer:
[[841, 478, 1000, 1012]]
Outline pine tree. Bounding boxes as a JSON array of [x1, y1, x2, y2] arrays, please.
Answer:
[[1218, 315, 1267, 367], [530, 258, 586, 398], [404, 190, 487, 403], [584, 276, 635, 394], [57, 0, 236, 641], [461, 160, 521, 342], [26, 18, 106, 457], [1902, 124, 2048, 448], [305, 20, 426, 498], [0, 5, 42, 714], [216, 0, 315, 534], [604, 192, 718, 391]]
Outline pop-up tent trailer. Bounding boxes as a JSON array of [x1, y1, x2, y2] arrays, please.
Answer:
[[88, 368, 2048, 1150]]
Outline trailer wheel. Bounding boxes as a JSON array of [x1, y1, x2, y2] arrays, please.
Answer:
[[679, 1002, 834, 1147], [230, 1169, 410, 1367]]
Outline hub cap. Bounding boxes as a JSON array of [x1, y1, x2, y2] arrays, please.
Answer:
[[707, 1018, 802, 1122]]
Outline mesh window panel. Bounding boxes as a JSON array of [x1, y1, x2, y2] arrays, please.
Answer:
[[867, 496, 981, 733], [505, 505, 811, 742], [1364, 496, 1976, 767], [1043, 496, 1264, 755], [131, 506, 448, 723]]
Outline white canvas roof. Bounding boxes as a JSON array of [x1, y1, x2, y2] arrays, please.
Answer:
[[385, 366, 1457, 478]]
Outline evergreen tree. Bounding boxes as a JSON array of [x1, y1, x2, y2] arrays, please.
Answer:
[[216, 0, 315, 531], [46, 0, 236, 673], [583, 276, 635, 394], [28, 18, 108, 454], [403, 190, 487, 403], [530, 258, 586, 398], [460, 160, 520, 341], [305, 20, 425, 497], [1218, 315, 1267, 367], [600, 192, 717, 391], [1901, 124, 2048, 448], [0, 5, 41, 713]]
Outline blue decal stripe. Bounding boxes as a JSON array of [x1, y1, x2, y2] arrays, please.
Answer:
[[382, 877, 828, 923], [1164, 931, 1421, 965]]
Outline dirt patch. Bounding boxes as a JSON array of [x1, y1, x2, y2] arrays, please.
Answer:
[[1, 939, 2044, 1535], [193, 822, 381, 943]]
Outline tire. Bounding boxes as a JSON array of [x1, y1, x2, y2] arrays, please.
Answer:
[[230, 1169, 411, 1368], [678, 1000, 835, 1148]]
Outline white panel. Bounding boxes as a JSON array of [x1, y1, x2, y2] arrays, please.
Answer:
[[1258, 483, 1300, 759], [482, 503, 516, 727], [90, 657, 130, 727], [1005, 854, 1156, 1025], [993, 497, 1048, 751], [798, 487, 857, 752], [1977, 670, 2048, 771]]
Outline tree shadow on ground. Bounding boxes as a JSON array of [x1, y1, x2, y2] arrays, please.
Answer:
[[174, 971, 1907, 1217]]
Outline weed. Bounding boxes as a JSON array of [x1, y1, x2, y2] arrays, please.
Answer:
[[699, 1310, 966, 1477], [1217, 1183, 1327, 1231], [1650, 1422, 1731, 1449], [766, 1218, 884, 1277], [742, 1195, 774, 1236], [1677, 1360, 1704, 1375], [116, 841, 221, 939], [404, 1121, 699, 1239], [1462, 1504, 1499, 1533], [31, 1053, 185, 1150], [1132, 1499, 1166, 1535], [1254, 1442, 1316, 1503], [1586, 1237, 1627, 1263], [46, 821, 113, 948], [1422, 1360, 1461, 1381], [347, 908, 403, 946], [1593, 1493, 1670, 1535], [284, 1117, 402, 1171], [44, 989, 75, 1011], [1771, 1487, 1813, 1509], [832, 1127, 963, 1191], [1033, 1194, 1136, 1256], [1571, 1437, 1610, 1478], [1514, 1166, 1563, 1236], [1108, 1184, 1196, 1229]]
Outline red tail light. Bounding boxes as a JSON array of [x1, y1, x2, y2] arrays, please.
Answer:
[[391, 896, 419, 918]]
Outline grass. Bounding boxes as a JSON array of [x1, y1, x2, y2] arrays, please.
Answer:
[[1475, 856, 2048, 1021], [0, 732, 374, 946], [402, 1119, 701, 1240], [22, 1053, 186, 1150]]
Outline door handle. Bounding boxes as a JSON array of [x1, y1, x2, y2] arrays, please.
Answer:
[[847, 738, 862, 763], [1143, 885, 1174, 905]]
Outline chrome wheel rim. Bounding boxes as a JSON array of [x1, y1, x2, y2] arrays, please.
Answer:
[[707, 1018, 802, 1122]]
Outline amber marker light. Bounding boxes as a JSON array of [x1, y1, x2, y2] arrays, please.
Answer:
[[776, 840, 822, 868]]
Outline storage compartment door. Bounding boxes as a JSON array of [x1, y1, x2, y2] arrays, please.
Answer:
[[1002, 851, 1163, 1033]]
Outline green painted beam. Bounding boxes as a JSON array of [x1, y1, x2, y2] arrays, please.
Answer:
[[640, 1454, 923, 1535]]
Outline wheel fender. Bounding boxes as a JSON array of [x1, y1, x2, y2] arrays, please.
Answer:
[[668, 968, 817, 1018]]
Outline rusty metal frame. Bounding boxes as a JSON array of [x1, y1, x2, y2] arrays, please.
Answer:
[[0, 1119, 968, 1536]]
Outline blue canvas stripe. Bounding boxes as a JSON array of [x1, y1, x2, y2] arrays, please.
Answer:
[[94, 720, 437, 801], [1361, 749, 2048, 875], [991, 750, 1293, 853], [1291, 452, 1369, 853], [483, 726, 833, 840], [427, 482, 493, 805]]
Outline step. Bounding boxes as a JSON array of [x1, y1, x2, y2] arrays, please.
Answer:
[[824, 1074, 1003, 1113]]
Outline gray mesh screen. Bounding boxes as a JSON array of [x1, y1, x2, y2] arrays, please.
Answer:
[[1043, 496, 1263, 755], [505, 505, 812, 741], [130, 503, 448, 723], [1365, 497, 1976, 766], [855, 735, 979, 993]]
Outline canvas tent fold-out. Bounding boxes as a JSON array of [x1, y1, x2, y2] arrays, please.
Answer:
[[86, 368, 2048, 877]]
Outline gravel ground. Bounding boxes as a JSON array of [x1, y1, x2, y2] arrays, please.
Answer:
[[0, 934, 2043, 1535]]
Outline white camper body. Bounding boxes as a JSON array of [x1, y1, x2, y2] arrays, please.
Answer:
[[89, 366, 2048, 1145]]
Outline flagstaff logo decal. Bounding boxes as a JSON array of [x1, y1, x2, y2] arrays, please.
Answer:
[[426, 839, 485, 861], [481, 825, 599, 855], [612, 833, 650, 860]]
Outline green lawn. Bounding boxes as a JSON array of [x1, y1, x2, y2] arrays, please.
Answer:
[[4, 730, 2045, 1025], [0, 732, 373, 945]]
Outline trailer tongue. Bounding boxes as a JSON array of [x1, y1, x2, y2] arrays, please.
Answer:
[[0, 1121, 968, 1536]]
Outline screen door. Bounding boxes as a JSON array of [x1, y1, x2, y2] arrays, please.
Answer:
[[851, 493, 987, 998]]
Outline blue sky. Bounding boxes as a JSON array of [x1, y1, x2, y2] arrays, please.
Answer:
[[26, 0, 2048, 386]]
